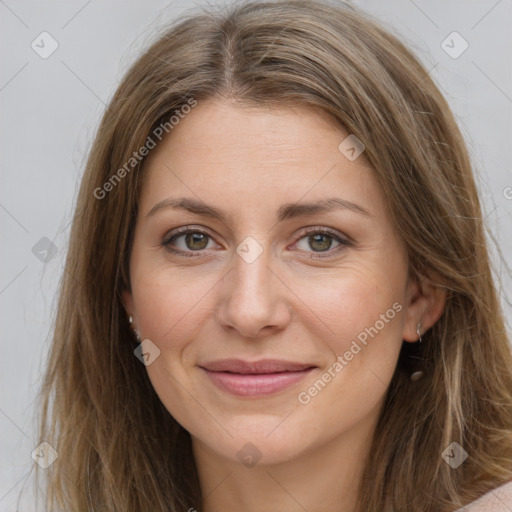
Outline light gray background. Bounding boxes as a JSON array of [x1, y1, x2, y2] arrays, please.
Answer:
[[1, 0, 511, 509]]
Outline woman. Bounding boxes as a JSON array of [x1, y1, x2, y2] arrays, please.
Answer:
[[34, 0, 512, 510]]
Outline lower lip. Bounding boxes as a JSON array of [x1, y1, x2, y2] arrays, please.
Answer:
[[201, 368, 315, 397]]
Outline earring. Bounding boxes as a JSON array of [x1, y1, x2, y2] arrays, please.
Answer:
[[416, 321, 422, 343], [410, 369, 424, 381], [409, 321, 424, 381], [128, 314, 141, 342]]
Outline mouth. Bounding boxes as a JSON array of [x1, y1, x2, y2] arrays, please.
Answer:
[[198, 359, 317, 397]]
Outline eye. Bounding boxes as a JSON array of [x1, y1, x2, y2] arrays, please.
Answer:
[[293, 227, 351, 258], [162, 227, 218, 257], [162, 225, 352, 259]]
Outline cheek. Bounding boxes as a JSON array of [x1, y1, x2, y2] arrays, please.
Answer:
[[293, 261, 405, 354], [132, 266, 219, 348], [292, 272, 405, 427], [130, 268, 221, 431]]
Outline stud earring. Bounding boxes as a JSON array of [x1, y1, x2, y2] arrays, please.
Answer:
[[128, 314, 141, 342]]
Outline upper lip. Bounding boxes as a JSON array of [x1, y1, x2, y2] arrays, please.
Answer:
[[199, 359, 316, 374]]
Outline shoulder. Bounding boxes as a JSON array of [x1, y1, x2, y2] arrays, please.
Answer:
[[456, 480, 512, 511]]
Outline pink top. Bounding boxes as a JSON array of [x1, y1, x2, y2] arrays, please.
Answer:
[[457, 480, 512, 511]]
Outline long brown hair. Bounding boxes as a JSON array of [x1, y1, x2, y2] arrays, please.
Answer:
[[32, 1, 512, 510]]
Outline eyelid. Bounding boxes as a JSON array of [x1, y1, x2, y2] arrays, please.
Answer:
[[294, 225, 352, 244], [162, 225, 214, 245]]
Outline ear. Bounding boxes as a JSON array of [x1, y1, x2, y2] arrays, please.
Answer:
[[402, 271, 447, 342]]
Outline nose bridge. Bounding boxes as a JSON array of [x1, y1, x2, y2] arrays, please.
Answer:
[[217, 237, 290, 337], [232, 246, 270, 297]]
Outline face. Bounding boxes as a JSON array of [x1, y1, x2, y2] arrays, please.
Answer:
[[123, 98, 421, 466]]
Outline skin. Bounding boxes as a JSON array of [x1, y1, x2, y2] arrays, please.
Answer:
[[122, 98, 446, 512]]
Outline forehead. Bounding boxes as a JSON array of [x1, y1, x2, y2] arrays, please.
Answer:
[[151, 99, 353, 161], [140, 98, 380, 216]]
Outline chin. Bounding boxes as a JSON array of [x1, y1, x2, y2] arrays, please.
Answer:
[[196, 415, 313, 467]]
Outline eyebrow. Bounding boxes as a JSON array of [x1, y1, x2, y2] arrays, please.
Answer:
[[146, 197, 372, 221]]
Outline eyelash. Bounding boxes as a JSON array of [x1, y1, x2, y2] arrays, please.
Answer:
[[161, 226, 352, 259]]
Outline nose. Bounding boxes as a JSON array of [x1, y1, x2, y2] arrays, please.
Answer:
[[216, 244, 292, 339]]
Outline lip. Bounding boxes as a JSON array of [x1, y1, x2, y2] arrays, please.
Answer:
[[199, 359, 317, 397]]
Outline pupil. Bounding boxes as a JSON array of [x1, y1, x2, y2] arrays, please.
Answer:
[[186, 232, 208, 250], [309, 234, 331, 252]]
